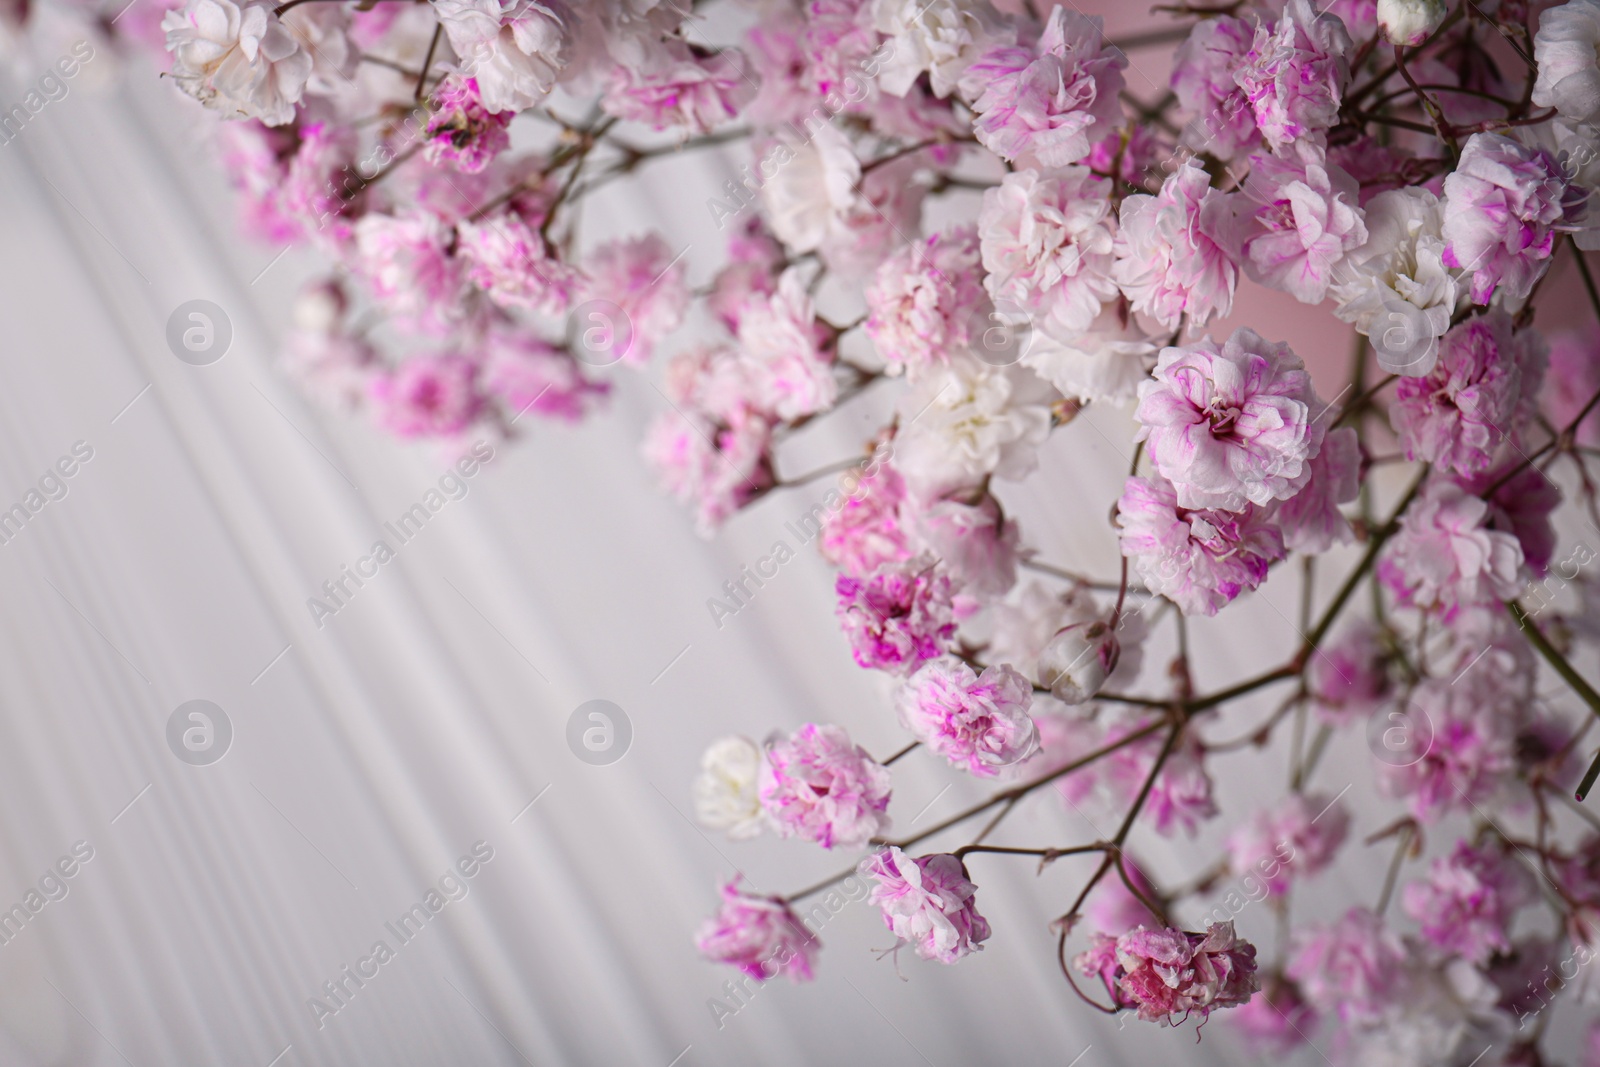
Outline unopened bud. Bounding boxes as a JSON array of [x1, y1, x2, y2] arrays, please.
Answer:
[[1377, 0, 1447, 46], [1037, 620, 1121, 704]]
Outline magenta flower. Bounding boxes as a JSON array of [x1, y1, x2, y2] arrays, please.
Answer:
[[481, 328, 608, 424], [908, 492, 1020, 600], [1402, 840, 1536, 964], [1231, 0, 1351, 150], [1308, 620, 1392, 727], [818, 460, 915, 579], [1391, 311, 1528, 476], [894, 660, 1037, 776], [1135, 328, 1323, 511], [1442, 133, 1571, 304], [1379, 477, 1525, 609], [835, 555, 960, 674], [423, 75, 512, 174], [368, 354, 483, 438], [1376, 678, 1521, 823], [1117, 474, 1286, 617], [695, 877, 819, 982], [1112, 159, 1239, 330], [759, 724, 892, 849], [866, 847, 991, 964], [352, 210, 464, 334], [641, 408, 774, 537], [1077, 922, 1260, 1025], [1286, 907, 1406, 1024]]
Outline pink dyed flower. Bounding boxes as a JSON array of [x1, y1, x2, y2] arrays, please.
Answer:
[[281, 122, 363, 253], [819, 157, 927, 280], [642, 410, 773, 536], [894, 660, 1037, 776], [1171, 15, 1260, 160], [865, 226, 989, 378], [1112, 160, 1239, 330], [1308, 620, 1392, 727], [835, 554, 960, 674], [603, 43, 757, 134], [1271, 424, 1360, 554], [1077, 922, 1259, 1024], [1225, 792, 1350, 898], [1227, 976, 1315, 1053], [959, 7, 1126, 170], [1117, 474, 1286, 617], [1135, 328, 1324, 511], [1141, 732, 1220, 837], [458, 212, 581, 317], [481, 327, 607, 424], [736, 268, 837, 420], [214, 120, 299, 244], [759, 723, 892, 849], [1235, 146, 1368, 305], [369, 354, 484, 438], [1377, 678, 1521, 823], [907, 492, 1020, 600], [818, 458, 915, 578], [1380, 477, 1525, 609], [1231, 0, 1351, 150], [1402, 840, 1536, 964], [1391, 311, 1527, 475], [695, 877, 818, 982], [1469, 463, 1563, 577], [1442, 132, 1571, 304], [424, 75, 512, 174], [580, 234, 689, 365], [352, 211, 464, 334], [979, 167, 1119, 340], [1286, 907, 1406, 1023], [866, 847, 991, 964], [1543, 328, 1600, 448]]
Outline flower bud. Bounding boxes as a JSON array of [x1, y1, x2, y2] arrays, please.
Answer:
[[1037, 620, 1121, 704], [1377, 0, 1447, 46]]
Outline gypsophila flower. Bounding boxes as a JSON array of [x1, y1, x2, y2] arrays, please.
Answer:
[[1442, 133, 1571, 305], [894, 660, 1037, 775], [696, 877, 818, 982], [1402, 840, 1536, 964], [1113, 159, 1239, 330], [424, 75, 513, 174], [163, 0, 313, 126], [1308, 619, 1393, 727], [433, 0, 571, 114], [1286, 907, 1406, 1024], [1076, 922, 1259, 1025], [1236, 145, 1368, 306], [1390, 310, 1528, 475], [691, 735, 767, 840], [866, 847, 991, 963], [865, 226, 989, 378], [1225, 793, 1350, 898], [835, 554, 960, 674], [1380, 477, 1526, 609], [1533, 0, 1600, 123], [760, 723, 891, 849], [1231, 0, 1351, 151], [872, 0, 1012, 99]]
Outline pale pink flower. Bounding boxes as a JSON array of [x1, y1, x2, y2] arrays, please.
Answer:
[[1271, 424, 1360, 553], [1083, 860, 1161, 935], [214, 120, 298, 243], [1225, 793, 1350, 898], [819, 157, 927, 279], [1086, 123, 1173, 187], [1236, 146, 1368, 305], [979, 168, 1119, 339], [865, 226, 989, 378], [1376, 678, 1521, 823], [459, 212, 580, 318], [282, 279, 377, 410], [894, 660, 1037, 776], [424, 75, 513, 175], [433, 0, 571, 114], [580, 234, 689, 365], [1308, 619, 1392, 727], [959, 7, 1126, 170], [1112, 160, 1239, 330], [1286, 907, 1406, 1024], [1227, 977, 1315, 1053], [866, 847, 991, 963], [163, 0, 313, 126], [1380, 477, 1525, 609], [1117, 475, 1287, 617], [742, 15, 815, 128], [481, 327, 607, 423], [280, 122, 363, 254], [1533, 0, 1600, 123], [641, 409, 773, 537], [1141, 733, 1220, 837], [1544, 328, 1600, 447], [1402, 840, 1536, 964], [835, 554, 960, 674], [907, 492, 1019, 600], [603, 43, 757, 134], [695, 877, 818, 982], [369, 354, 484, 438], [353, 211, 464, 334], [1391, 310, 1527, 474], [872, 0, 1012, 99], [1170, 15, 1260, 160], [1135, 328, 1324, 511], [759, 723, 892, 849], [1442, 132, 1571, 304], [818, 460, 915, 578], [1231, 0, 1351, 150], [736, 268, 837, 420], [1077, 922, 1259, 1024]]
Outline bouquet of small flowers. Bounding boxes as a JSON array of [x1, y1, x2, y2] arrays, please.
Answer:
[[51, 0, 1600, 1058]]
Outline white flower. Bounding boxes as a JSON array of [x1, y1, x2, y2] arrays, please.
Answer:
[[1342, 958, 1509, 1067], [1330, 187, 1460, 375], [760, 124, 861, 255], [872, 0, 1012, 98], [894, 365, 1052, 496], [279, 2, 354, 95], [1533, 0, 1600, 123], [1376, 0, 1447, 45], [1552, 118, 1600, 250], [163, 0, 313, 126], [692, 736, 767, 840], [434, 0, 572, 113], [736, 268, 837, 421], [1020, 302, 1156, 404]]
